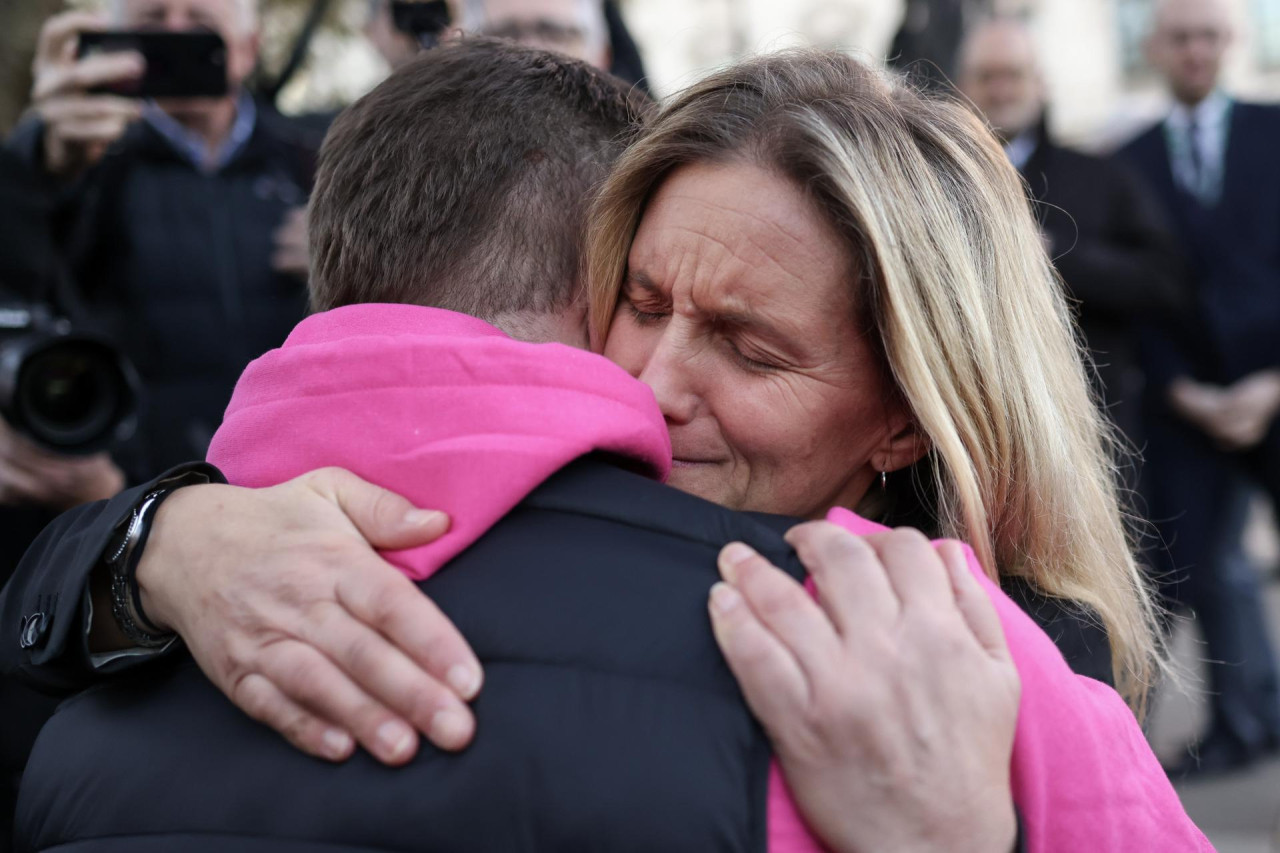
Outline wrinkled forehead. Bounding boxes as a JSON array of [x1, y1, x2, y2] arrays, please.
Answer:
[[1153, 0, 1231, 36], [112, 0, 255, 33], [460, 0, 595, 30], [960, 25, 1040, 76]]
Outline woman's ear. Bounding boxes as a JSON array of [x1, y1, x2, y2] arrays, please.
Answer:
[[874, 417, 930, 475]]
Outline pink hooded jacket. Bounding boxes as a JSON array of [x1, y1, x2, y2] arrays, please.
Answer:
[[208, 304, 1210, 852]]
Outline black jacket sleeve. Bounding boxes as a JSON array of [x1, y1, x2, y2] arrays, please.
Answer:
[[0, 461, 224, 695]]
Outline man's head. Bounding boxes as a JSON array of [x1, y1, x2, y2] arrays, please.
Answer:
[[957, 17, 1045, 142], [109, 0, 260, 113], [1146, 0, 1233, 106], [308, 39, 650, 345], [448, 0, 610, 69]]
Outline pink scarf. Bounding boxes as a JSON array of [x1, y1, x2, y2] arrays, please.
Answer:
[[209, 304, 1209, 852]]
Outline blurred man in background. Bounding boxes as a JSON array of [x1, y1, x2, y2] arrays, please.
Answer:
[[447, 0, 610, 70], [0, 1, 318, 840], [366, 0, 647, 90], [1120, 0, 1280, 776], [2, 0, 317, 494], [956, 16, 1185, 688], [958, 16, 1184, 449]]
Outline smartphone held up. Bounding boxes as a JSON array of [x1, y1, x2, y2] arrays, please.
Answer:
[[77, 30, 229, 99]]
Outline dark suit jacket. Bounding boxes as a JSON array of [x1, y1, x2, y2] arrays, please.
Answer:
[[1019, 127, 1185, 429], [1118, 101, 1280, 387]]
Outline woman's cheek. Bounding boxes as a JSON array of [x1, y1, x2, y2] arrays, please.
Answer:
[[603, 318, 648, 378]]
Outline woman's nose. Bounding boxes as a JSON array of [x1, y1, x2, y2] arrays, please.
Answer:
[[636, 329, 700, 427]]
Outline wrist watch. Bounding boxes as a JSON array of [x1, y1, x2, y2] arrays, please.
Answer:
[[102, 472, 207, 648]]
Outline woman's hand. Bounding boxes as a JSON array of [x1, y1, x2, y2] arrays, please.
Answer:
[[131, 468, 484, 766], [709, 523, 1020, 853]]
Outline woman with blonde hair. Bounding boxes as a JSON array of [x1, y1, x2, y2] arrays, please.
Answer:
[[589, 48, 1156, 707], [583, 48, 1201, 850]]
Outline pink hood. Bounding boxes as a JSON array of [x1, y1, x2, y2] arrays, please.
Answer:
[[208, 303, 1208, 852], [208, 305, 670, 579]]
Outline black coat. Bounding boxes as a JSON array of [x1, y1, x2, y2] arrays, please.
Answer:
[[1118, 101, 1280, 387], [1018, 128, 1185, 437], [15, 458, 797, 852], [4, 106, 318, 482]]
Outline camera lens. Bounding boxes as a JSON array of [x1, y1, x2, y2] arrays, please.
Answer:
[[16, 341, 122, 449]]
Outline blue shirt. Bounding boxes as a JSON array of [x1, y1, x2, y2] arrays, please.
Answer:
[[142, 91, 257, 173]]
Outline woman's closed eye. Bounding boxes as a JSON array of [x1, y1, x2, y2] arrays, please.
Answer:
[[623, 295, 669, 327], [725, 336, 783, 373]]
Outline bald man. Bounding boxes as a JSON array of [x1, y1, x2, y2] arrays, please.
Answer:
[[1119, 0, 1280, 777], [958, 18, 1183, 452]]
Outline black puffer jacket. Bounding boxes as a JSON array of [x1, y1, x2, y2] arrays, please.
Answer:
[[17, 460, 796, 852], [5, 106, 317, 481]]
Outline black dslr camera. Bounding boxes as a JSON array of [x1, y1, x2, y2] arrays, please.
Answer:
[[391, 1, 451, 48], [0, 303, 140, 454]]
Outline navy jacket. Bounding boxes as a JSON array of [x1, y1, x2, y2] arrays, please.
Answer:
[[1118, 101, 1280, 387], [14, 458, 799, 852]]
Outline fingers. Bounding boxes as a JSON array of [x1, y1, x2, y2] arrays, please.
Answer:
[[35, 11, 108, 68], [707, 581, 810, 725], [785, 521, 899, 633], [717, 542, 841, 679], [38, 94, 141, 125], [304, 467, 451, 550], [862, 528, 955, 613], [34, 52, 144, 101], [335, 568, 483, 701], [937, 540, 1010, 661], [249, 640, 423, 765], [300, 600, 476, 752], [231, 672, 355, 762]]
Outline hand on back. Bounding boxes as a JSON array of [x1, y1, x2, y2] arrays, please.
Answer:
[[709, 523, 1020, 853], [132, 467, 483, 764]]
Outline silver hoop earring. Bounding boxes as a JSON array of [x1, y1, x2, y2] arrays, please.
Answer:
[[879, 470, 888, 492]]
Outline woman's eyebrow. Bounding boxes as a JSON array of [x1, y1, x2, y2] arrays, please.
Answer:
[[624, 270, 664, 295]]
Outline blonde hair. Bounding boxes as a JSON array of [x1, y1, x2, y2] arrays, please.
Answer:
[[586, 49, 1161, 712]]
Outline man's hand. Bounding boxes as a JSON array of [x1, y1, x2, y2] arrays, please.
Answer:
[[31, 11, 144, 177], [0, 418, 124, 508], [1169, 372, 1280, 451], [1168, 377, 1228, 435], [271, 206, 310, 278], [709, 524, 1019, 853], [1216, 369, 1280, 450], [130, 468, 482, 765]]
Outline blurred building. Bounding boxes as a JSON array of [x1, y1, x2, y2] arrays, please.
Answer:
[[619, 0, 1280, 148]]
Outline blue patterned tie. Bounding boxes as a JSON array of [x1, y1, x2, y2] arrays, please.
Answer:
[[1186, 114, 1205, 202]]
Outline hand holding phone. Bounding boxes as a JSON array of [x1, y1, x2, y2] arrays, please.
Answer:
[[30, 11, 145, 177]]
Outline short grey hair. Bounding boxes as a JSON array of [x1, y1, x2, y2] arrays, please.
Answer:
[[108, 0, 259, 34]]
